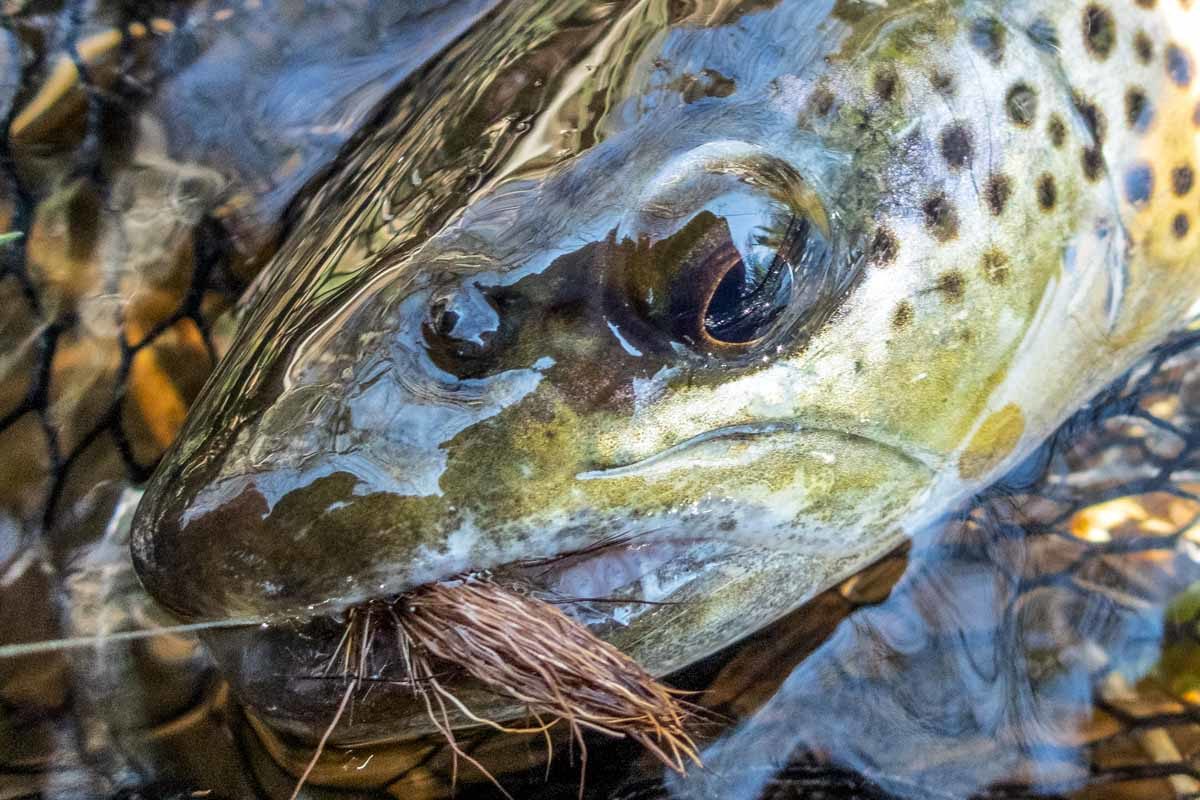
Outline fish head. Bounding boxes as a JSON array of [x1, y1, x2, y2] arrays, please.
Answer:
[[131, 0, 1199, 743]]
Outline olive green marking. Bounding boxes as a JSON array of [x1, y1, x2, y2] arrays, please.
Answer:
[[1047, 114, 1067, 148], [930, 70, 956, 97], [891, 300, 914, 330], [869, 226, 899, 266], [959, 404, 1026, 480], [1072, 91, 1107, 145], [675, 69, 737, 103], [1037, 173, 1057, 211], [810, 87, 836, 116], [874, 67, 899, 101], [981, 248, 1010, 285], [1082, 147, 1105, 182], [934, 270, 966, 302], [1133, 30, 1154, 64], [1125, 87, 1153, 132]]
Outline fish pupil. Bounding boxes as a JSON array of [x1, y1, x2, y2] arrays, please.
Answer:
[[701, 217, 803, 344], [703, 256, 788, 343]]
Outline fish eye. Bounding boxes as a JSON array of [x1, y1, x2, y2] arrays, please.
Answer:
[[620, 190, 835, 355], [694, 211, 806, 346]]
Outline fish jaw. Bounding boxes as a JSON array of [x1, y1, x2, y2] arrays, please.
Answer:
[[134, 410, 933, 744]]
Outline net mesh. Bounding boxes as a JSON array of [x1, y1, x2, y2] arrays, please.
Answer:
[[0, 0, 243, 537]]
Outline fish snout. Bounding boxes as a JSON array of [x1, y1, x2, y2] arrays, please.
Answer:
[[130, 452, 446, 622]]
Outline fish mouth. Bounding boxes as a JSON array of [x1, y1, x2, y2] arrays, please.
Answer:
[[206, 533, 754, 746], [205, 420, 934, 756]]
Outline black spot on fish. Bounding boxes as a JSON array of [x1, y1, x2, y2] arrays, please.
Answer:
[[891, 301, 913, 330], [981, 248, 1010, 285], [940, 123, 974, 168], [1173, 164, 1195, 196], [1072, 92, 1107, 145], [1082, 147, 1105, 182], [869, 226, 899, 266], [1037, 174, 1057, 210], [1124, 162, 1155, 207], [1133, 30, 1154, 64], [1026, 17, 1059, 52], [1134, 0, 1155, 7], [930, 70, 956, 97], [1173, 213, 1190, 239], [1125, 87, 1154, 132], [1082, 5, 1115, 60], [1166, 44, 1194, 87], [934, 271, 965, 302], [1006, 83, 1037, 126], [970, 17, 1006, 65], [1048, 114, 1067, 147], [874, 68, 899, 101], [985, 173, 1012, 216], [923, 193, 959, 241]]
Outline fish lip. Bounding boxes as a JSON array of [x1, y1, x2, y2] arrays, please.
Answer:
[[577, 419, 937, 479], [213, 535, 743, 746], [217, 423, 935, 742]]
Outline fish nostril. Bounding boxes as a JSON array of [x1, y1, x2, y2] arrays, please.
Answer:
[[429, 300, 460, 338], [421, 284, 503, 372], [422, 284, 501, 352]]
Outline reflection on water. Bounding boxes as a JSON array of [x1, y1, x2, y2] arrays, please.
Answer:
[[2, 0, 1200, 798]]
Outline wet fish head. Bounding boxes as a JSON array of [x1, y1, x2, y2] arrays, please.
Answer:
[[131, 0, 1200, 743]]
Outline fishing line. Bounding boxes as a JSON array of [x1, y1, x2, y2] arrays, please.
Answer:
[[0, 616, 265, 658]]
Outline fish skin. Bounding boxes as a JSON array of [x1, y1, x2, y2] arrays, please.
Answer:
[[131, 0, 1200, 743]]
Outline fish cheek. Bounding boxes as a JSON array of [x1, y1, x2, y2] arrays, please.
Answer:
[[436, 385, 594, 529]]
